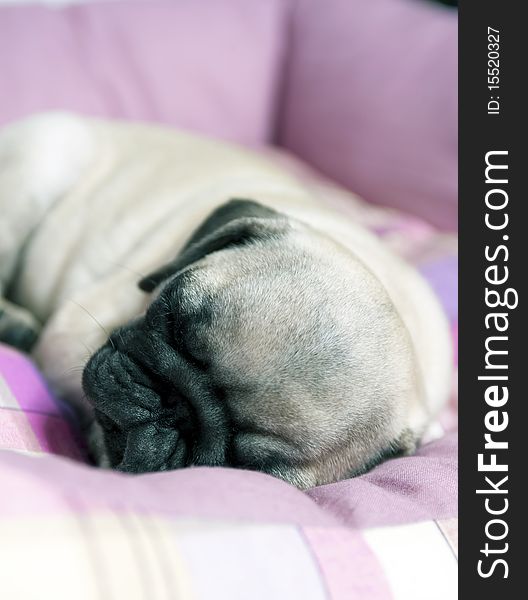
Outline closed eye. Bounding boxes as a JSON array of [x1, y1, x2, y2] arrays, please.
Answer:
[[231, 428, 304, 470]]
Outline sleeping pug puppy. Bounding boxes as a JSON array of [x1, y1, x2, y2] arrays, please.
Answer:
[[0, 113, 452, 489]]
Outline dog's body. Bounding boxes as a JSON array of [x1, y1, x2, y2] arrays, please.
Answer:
[[0, 113, 452, 488]]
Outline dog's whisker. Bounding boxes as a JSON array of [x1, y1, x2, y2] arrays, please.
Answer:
[[81, 343, 96, 359], [105, 260, 147, 281], [56, 362, 89, 382], [61, 364, 86, 376], [69, 300, 116, 350]]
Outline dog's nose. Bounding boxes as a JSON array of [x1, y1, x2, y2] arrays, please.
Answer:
[[83, 345, 159, 423]]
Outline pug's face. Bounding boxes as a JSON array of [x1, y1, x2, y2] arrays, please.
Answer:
[[82, 199, 417, 489]]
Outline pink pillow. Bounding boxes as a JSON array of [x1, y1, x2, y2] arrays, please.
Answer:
[[279, 0, 457, 230], [0, 0, 286, 145]]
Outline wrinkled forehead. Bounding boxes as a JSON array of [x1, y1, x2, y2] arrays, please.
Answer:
[[155, 240, 330, 319], [155, 254, 355, 371]]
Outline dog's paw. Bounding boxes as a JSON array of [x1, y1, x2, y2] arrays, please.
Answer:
[[0, 299, 41, 352]]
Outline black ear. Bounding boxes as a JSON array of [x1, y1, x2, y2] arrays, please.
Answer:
[[138, 199, 287, 292]]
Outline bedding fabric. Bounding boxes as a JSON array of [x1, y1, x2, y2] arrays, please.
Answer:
[[0, 0, 287, 145], [0, 0, 457, 229]]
